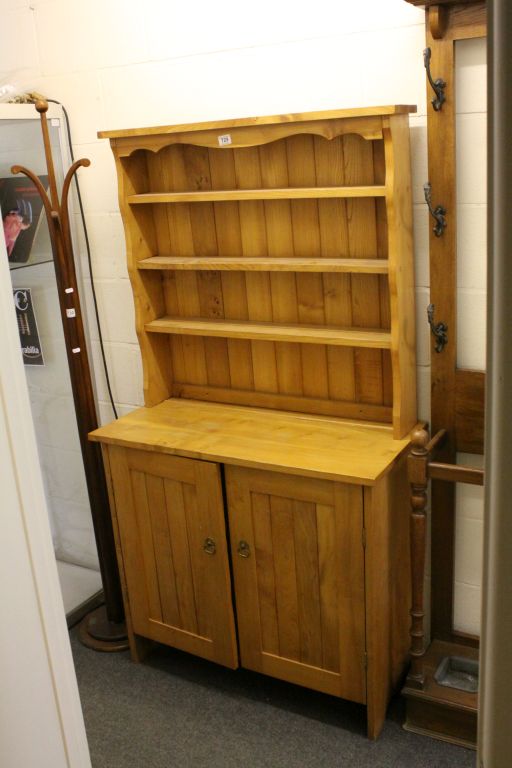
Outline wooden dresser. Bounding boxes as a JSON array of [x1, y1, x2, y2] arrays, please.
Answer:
[[91, 105, 418, 739]]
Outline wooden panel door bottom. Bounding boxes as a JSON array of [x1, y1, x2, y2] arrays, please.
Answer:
[[108, 445, 238, 668], [225, 466, 366, 704]]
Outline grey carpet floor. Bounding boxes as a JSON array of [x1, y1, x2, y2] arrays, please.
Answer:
[[71, 632, 475, 768]]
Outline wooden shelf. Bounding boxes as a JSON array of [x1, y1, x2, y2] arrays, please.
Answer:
[[144, 316, 391, 349], [137, 256, 390, 273], [128, 186, 387, 204]]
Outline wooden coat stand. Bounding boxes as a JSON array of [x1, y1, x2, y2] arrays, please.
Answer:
[[404, 427, 483, 747], [402, 0, 487, 747], [12, 99, 127, 650]]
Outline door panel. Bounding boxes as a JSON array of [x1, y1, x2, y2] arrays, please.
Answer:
[[226, 466, 366, 703], [108, 445, 238, 668]]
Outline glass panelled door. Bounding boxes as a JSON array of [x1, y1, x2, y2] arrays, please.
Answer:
[[1, 107, 102, 616]]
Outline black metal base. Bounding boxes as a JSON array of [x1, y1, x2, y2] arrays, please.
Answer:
[[78, 605, 129, 652]]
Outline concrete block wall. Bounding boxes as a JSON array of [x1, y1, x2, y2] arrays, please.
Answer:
[[0, 0, 486, 632]]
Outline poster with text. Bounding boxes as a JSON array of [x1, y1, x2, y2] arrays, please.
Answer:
[[13, 288, 45, 366]]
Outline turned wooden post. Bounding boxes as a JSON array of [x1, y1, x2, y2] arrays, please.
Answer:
[[407, 428, 430, 689]]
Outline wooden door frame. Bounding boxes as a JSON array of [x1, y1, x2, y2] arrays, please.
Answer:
[[479, 0, 512, 759], [0, 226, 91, 767]]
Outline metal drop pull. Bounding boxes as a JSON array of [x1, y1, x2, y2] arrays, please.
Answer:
[[237, 540, 250, 558], [203, 537, 216, 555]]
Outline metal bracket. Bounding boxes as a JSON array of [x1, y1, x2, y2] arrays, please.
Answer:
[[427, 303, 448, 353], [424, 182, 447, 237], [424, 47, 446, 111]]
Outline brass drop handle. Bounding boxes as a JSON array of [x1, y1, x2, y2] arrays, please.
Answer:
[[237, 540, 250, 558], [203, 537, 216, 555]]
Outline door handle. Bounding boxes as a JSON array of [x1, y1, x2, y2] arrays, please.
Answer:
[[237, 540, 250, 558], [203, 537, 216, 555]]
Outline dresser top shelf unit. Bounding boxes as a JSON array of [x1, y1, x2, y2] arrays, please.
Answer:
[[99, 104, 417, 442], [98, 104, 417, 140], [90, 399, 412, 485]]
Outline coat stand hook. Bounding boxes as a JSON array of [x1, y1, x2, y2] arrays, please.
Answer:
[[424, 182, 447, 237], [427, 303, 448, 353], [424, 47, 446, 111]]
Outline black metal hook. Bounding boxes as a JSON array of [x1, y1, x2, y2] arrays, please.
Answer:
[[427, 304, 448, 353], [424, 47, 446, 111], [424, 182, 447, 237]]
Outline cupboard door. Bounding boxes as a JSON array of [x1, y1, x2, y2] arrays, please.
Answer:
[[226, 466, 366, 703], [108, 446, 238, 668]]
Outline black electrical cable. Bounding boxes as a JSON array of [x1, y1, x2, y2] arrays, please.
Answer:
[[46, 99, 118, 419]]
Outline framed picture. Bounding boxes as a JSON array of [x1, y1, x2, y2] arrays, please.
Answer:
[[1, 175, 49, 264]]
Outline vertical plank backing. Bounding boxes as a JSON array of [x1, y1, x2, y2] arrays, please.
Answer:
[[258, 140, 303, 396], [313, 135, 356, 402], [209, 148, 254, 389], [165, 146, 208, 385], [335, 483, 366, 705], [285, 135, 329, 399], [316, 504, 340, 672], [162, 275, 187, 385], [181, 483, 211, 639], [251, 492, 280, 655], [183, 145, 231, 388], [146, 473, 180, 627], [164, 479, 199, 635], [130, 470, 163, 622], [233, 147, 278, 392], [343, 134, 384, 405], [293, 500, 323, 667], [271, 495, 301, 661]]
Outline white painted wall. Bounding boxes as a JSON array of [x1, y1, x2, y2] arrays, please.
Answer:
[[0, 0, 487, 633]]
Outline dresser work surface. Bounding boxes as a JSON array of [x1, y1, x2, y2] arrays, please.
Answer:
[[90, 398, 414, 485]]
